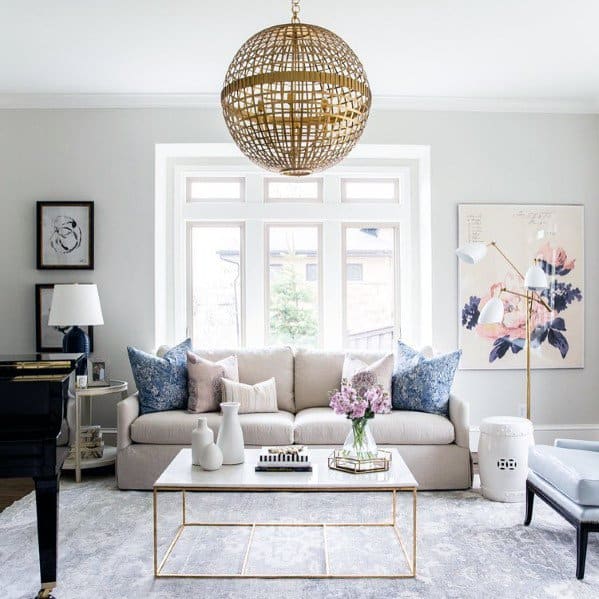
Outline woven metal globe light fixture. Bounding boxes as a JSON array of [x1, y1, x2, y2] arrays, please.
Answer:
[[221, 0, 372, 176]]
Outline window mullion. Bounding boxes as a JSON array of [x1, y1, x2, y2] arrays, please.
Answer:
[[245, 219, 265, 346]]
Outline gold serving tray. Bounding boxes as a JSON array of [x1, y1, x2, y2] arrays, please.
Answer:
[[328, 449, 392, 474]]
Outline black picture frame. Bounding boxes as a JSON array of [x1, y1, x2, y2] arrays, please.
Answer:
[[37, 201, 94, 270], [35, 284, 94, 352]]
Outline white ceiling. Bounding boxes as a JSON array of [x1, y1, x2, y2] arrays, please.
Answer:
[[1, 0, 599, 111]]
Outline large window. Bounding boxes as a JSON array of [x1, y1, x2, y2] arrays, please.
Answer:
[[344, 225, 398, 351], [266, 225, 321, 346], [157, 144, 432, 351], [187, 224, 243, 347]]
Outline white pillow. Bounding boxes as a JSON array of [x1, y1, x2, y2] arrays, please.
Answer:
[[221, 377, 278, 414], [342, 353, 394, 397]]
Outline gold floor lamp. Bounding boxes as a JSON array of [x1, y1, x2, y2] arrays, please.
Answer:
[[456, 241, 552, 420]]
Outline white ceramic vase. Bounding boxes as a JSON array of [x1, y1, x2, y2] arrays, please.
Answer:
[[217, 402, 245, 464], [199, 442, 223, 471], [191, 417, 213, 466]]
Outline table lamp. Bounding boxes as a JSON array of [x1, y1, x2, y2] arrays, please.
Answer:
[[48, 284, 104, 358]]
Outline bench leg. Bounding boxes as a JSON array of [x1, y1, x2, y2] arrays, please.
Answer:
[[524, 481, 534, 526], [576, 524, 589, 580]]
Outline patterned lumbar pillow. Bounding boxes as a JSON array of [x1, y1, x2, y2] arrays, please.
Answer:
[[342, 353, 394, 398], [392, 341, 461, 416], [221, 377, 278, 414], [127, 338, 192, 415], [187, 351, 239, 413]]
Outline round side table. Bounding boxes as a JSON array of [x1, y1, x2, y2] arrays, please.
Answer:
[[478, 416, 534, 502], [63, 379, 128, 482]]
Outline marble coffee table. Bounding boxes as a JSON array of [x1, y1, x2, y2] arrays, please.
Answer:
[[153, 448, 418, 579]]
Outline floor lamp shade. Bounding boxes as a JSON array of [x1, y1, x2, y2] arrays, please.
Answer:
[[455, 242, 487, 264], [478, 297, 504, 324], [524, 264, 549, 292], [48, 284, 103, 362]]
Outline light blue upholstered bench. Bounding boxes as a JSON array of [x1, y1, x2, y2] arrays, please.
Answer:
[[525, 439, 599, 579]]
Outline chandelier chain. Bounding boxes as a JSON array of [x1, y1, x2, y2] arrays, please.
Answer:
[[291, 0, 300, 23]]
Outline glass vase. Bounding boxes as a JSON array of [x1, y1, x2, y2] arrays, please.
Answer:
[[343, 418, 378, 460]]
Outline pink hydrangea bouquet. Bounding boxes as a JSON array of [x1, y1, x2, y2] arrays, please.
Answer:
[[329, 371, 391, 458]]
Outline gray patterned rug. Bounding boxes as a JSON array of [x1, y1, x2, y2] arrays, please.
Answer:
[[0, 475, 597, 598]]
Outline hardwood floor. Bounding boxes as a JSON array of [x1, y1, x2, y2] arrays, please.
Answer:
[[0, 478, 34, 512]]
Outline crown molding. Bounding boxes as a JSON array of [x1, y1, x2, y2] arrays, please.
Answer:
[[0, 92, 597, 114]]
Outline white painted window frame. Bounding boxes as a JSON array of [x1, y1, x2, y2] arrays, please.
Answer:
[[155, 143, 432, 350]]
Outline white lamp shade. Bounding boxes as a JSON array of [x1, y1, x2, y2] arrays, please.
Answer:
[[48, 284, 104, 326], [524, 264, 549, 291], [478, 297, 504, 324], [456, 242, 487, 264]]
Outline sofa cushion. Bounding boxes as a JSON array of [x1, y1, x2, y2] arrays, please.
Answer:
[[193, 347, 295, 413], [294, 349, 386, 411], [131, 409, 294, 446], [528, 445, 599, 506], [293, 407, 455, 445]]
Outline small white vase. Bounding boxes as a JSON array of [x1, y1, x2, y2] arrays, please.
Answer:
[[217, 402, 245, 464], [191, 417, 213, 466], [200, 442, 223, 471]]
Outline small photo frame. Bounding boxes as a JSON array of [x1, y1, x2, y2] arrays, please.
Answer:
[[88, 358, 109, 387], [35, 284, 94, 352], [37, 201, 94, 269]]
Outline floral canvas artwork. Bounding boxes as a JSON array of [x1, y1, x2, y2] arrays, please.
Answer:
[[458, 204, 584, 370]]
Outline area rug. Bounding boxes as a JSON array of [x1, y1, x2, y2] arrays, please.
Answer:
[[0, 476, 597, 598]]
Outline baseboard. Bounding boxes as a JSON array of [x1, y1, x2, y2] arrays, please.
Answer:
[[469, 424, 599, 452]]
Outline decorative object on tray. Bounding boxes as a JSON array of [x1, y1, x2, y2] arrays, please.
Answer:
[[68, 425, 104, 460], [329, 373, 391, 460], [35, 283, 94, 353], [76, 375, 87, 389], [216, 401, 245, 464], [255, 446, 312, 472], [457, 204, 584, 371], [37, 200, 94, 269], [328, 448, 392, 474], [88, 357, 109, 387], [48, 284, 104, 376]]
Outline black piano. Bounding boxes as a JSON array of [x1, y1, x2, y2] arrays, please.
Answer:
[[0, 353, 83, 599]]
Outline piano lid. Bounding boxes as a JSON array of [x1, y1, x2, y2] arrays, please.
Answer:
[[0, 353, 84, 374]]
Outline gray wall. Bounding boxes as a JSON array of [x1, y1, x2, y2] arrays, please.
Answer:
[[0, 108, 597, 431]]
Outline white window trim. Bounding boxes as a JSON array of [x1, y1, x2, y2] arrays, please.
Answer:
[[155, 143, 432, 350]]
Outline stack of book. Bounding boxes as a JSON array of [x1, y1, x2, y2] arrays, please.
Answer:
[[68, 425, 104, 460], [255, 446, 312, 472]]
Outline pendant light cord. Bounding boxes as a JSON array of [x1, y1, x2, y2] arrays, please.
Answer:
[[291, 0, 300, 23]]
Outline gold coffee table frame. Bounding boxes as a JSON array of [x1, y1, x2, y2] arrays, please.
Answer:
[[153, 485, 417, 579]]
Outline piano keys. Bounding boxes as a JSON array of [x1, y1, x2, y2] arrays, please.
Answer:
[[0, 353, 83, 599]]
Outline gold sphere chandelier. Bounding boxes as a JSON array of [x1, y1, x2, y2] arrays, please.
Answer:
[[221, 0, 372, 176]]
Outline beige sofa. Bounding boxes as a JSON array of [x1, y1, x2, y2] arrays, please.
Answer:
[[117, 347, 472, 490]]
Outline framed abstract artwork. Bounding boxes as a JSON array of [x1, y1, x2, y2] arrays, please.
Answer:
[[458, 204, 584, 370], [35, 284, 94, 352], [37, 201, 94, 269]]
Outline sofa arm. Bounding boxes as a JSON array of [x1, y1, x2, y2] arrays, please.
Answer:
[[449, 394, 470, 449], [117, 393, 140, 450], [554, 438, 599, 452]]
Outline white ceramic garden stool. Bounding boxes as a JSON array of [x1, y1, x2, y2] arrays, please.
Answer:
[[478, 416, 534, 503]]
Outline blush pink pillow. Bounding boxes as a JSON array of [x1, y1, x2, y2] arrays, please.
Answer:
[[187, 351, 239, 413]]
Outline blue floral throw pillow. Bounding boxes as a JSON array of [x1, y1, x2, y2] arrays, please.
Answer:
[[392, 342, 461, 416], [128, 338, 192, 414]]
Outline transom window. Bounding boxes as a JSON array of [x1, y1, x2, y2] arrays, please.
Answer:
[[156, 144, 432, 352]]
